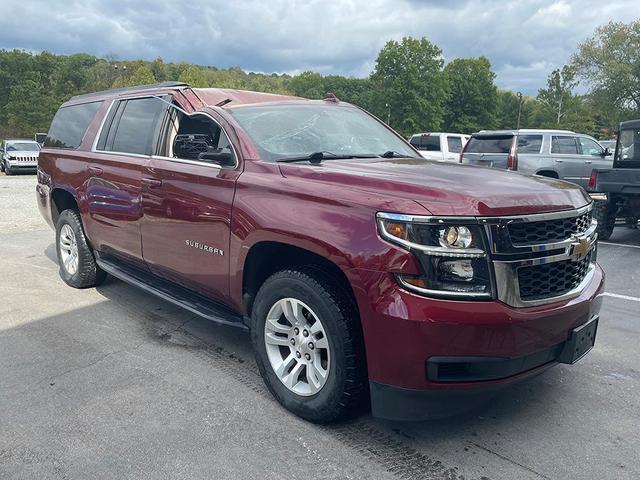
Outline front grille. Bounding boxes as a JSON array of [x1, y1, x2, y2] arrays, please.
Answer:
[[508, 211, 592, 245], [517, 252, 592, 301]]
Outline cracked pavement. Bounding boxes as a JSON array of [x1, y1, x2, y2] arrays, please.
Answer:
[[1, 174, 639, 479]]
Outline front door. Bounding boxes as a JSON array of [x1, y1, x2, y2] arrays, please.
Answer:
[[550, 135, 585, 187], [578, 136, 612, 179], [140, 108, 240, 303]]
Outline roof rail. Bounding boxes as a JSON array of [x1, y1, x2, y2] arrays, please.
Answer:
[[69, 81, 190, 102]]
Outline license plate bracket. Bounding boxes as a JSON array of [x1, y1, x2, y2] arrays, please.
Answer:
[[558, 316, 599, 364]]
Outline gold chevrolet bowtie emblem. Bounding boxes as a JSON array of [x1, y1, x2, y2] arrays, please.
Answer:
[[572, 237, 591, 259]]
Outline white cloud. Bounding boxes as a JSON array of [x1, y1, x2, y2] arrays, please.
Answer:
[[0, 0, 637, 94]]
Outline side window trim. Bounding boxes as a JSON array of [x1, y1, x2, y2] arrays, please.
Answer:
[[93, 94, 169, 157]]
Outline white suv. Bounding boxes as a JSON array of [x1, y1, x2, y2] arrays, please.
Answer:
[[409, 132, 469, 162]]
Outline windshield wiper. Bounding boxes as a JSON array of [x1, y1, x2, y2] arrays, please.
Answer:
[[277, 152, 377, 164], [380, 150, 414, 159]]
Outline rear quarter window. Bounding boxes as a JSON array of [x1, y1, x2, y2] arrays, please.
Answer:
[[44, 101, 102, 149], [465, 135, 513, 153], [517, 135, 543, 154]]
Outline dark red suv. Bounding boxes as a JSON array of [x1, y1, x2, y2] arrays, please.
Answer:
[[37, 82, 604, 422]]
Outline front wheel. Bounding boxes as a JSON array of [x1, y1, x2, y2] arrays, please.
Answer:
[[251, 268, 367, 423], [55, 209, 107, 288], [5, 163, 13, 175], [593, 200, 616, 241]]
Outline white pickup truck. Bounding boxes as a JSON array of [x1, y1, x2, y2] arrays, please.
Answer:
[[409, 132, 469, 162]]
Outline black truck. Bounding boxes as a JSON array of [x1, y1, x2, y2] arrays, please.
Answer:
[[588, 119, 640, 240]]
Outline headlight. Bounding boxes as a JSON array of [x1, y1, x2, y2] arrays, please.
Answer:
[[377, 213, 493, 299]]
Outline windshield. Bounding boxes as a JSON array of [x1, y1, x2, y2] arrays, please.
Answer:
[[616, 128, 640, 164], [6, 142, 41, 152], [228, 104, 418, 161]]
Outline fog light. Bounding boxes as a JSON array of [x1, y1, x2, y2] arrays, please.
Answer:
[[439, 226, 473, 249], [438, 259, 474, 282]]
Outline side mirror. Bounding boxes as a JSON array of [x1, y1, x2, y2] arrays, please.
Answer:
[[198, 150, 235, 167], [601, 148, 611, 157]]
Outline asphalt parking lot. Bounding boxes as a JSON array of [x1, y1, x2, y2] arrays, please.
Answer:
[[1, 174, 639, 480]]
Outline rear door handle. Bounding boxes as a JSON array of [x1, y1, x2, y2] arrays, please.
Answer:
[[142, 177, 163, 188], [585, 160, 592, 164], [555, 159, 563, 163], [88, 166, 103, 176]]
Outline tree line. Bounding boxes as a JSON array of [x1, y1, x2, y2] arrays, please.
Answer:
[[0, 20, 638, 140]]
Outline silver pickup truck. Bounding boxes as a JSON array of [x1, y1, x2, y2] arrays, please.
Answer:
[[460, 129, 613, 190]]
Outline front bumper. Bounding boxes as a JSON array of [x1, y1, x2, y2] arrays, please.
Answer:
[[352, 264, 604, 419]]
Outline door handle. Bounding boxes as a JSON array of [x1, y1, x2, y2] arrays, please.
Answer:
[[142, 177, 162, 188], [555, 159, 564, 163], [585, 160, 592, 164], [88, 166, 103, 176]]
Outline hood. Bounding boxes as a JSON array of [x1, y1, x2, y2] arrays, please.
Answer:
[[6, 150, 40, 156], [279, 158, 590, 216]]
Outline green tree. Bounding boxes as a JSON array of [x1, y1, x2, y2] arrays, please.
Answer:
[[572, 20, 640, 113], [288, 71, 325, 99], [128, 64, 157, 86], [370, 37, 447, 136], [178, 65, 208, 87], [443, 56, 498, 132], [537, 65, 578, 125]]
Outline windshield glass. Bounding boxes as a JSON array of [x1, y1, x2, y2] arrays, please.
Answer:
[[6, 142, 41, 152], [228, 104, 417, 161], [616, 128, 640, 163]]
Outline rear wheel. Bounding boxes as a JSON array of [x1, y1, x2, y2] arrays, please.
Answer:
[[55, 209, 107, 288], [593, 200, 616, 241], [251, 268, 367, 423]]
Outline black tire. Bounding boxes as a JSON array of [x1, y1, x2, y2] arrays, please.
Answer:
[[251, 268, 367, 423], [5, 164, 13, 175], [0, 161, 4, 172], [55, 209, 107, 288], [593, 200, 616, 241]]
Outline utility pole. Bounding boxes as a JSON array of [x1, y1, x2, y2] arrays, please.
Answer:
[[516, 92, 523, 130], [385, 103, 391, 126]]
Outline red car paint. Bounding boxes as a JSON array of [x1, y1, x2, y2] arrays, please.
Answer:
[[37, 84, 604, 407]]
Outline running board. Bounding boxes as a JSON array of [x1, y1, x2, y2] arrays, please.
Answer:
[[95, 255, 248, 330]]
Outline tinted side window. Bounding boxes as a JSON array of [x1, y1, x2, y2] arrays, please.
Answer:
[[465, 135, 513, 153], [108, 98, 165, 155], [410, 135, 440, 151], [44, 101, 102, 149], [517, 135, 543, 154], [551, 136, 579, 154], [446, 136, 463, 153]]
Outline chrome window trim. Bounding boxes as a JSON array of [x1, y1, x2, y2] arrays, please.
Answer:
[[150, 155, 223, 170], [91, 97, 239, 169]]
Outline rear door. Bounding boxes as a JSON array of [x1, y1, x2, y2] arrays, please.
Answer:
[[462, 134, 514, 169], [550, 135, 585, 187], [140, 107, 240, 303], [85, 96, 166, 267]]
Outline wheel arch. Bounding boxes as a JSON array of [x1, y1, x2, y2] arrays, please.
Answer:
[[536, 169, 559, 179], [51, 187, 79, 225], [240, 240, 360, 322]]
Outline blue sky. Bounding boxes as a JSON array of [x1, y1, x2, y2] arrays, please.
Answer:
[[0, 0, 637, 95]]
